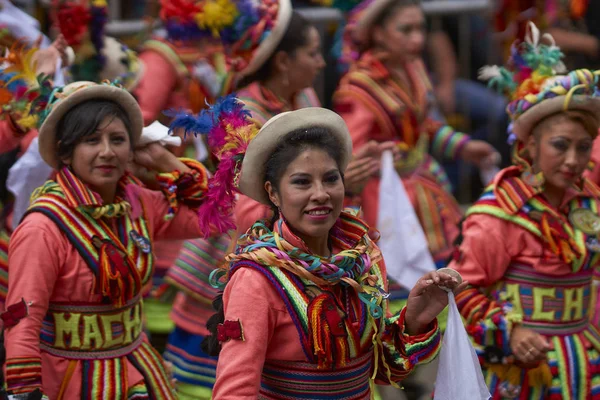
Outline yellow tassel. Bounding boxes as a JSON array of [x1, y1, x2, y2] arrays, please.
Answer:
[[527, 362, 552, 387], [487, 364, 509, 380], [505, 365, 523, 385]]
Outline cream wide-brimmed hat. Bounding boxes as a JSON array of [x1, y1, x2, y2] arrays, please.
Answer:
[[38, 81, 143, 169], [238, 107, 353, 205]]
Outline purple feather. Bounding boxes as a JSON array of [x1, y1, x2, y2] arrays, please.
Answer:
[[90, 6, 108, 66]]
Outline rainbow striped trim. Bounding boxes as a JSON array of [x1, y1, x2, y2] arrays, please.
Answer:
[[163, 326, 217, 389], [126, 341, 176, 399], [229, 257, 384, 363], [165, 235, 230, 302], [82, 357, 128, 400], [71, 340, 175, 399], [467, 169, 600, 272], [430, 125, 469, 161], [5, 357, 43, 394], [259, 351, 372, 399]]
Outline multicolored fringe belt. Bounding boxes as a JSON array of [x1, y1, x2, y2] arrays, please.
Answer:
[[39, 295, 175, 399], [485, 263, 600, 399], [259, 352, 372, 400]]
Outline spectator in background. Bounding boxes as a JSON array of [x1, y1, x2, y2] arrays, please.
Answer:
[[426, 12, 510, 200]]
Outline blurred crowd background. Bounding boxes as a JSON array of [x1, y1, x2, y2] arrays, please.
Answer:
[[9, 0, 598, 204]]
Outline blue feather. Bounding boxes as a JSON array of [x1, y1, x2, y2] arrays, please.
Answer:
[[166, 108, 215, 139], [165, 94, 249, 139]]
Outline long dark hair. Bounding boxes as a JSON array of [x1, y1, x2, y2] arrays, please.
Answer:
[[56, 100, 132, 167], [201, 126, 345, 356], [237, 11, 315, 88]]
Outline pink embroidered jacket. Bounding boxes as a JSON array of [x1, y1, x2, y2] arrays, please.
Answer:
[[5, 184, 207, 398]]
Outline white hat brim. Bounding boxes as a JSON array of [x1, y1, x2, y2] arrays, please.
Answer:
[[238, 107, 353, 205]]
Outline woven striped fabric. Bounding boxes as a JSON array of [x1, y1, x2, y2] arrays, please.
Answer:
[[333, 53, 469, 160], [468, 167, 600, 272], [27, 172, 154, 291], [165, 234, 230, 302], [477, 264, 600, 399], [163, 326, 217, 392], [259, 352, 373, 399]]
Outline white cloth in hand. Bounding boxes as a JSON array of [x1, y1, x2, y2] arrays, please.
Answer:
[[377, 151, 435, 288], [138, 121, 182, 147], [434, 292, 491, 400]]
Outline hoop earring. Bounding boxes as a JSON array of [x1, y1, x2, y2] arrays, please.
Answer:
[[521, 165, 545, 188]]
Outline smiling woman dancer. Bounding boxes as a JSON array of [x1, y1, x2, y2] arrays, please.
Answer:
[[450, 23, 600, 399], [1, 81, 232, 399], [193, 97, 466, 399]]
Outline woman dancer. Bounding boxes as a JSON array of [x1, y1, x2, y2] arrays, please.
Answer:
[[451, 23, 600, 399]]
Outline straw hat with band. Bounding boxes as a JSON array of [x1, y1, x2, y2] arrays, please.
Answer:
[[38, 81, 143, 169], [479, 22, 600, 144], [204, 0, 292, 78], [238, 107, 354, 205]]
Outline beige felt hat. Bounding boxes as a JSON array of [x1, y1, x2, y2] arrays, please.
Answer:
[[238, 107, 353, 204], [38, 81, 143, 169], [352, 0, 395, 45], [512, 95, 600, 140], [238, 0, 293, 77]]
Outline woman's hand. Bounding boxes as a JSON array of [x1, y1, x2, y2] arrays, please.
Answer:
[[509, 325, 551, 364], [404, 269, 468, 335], [133, 142, 190, 174], [345, 141, 381, 194], [461, 140, 499, 167], [32, 35, 68, 77]]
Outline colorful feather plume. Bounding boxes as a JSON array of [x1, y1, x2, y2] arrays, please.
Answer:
[[0, 42, 53, 130], [475, 22, 598, 144], [53, 0, 108, 71], [167, 94, 258, 233]]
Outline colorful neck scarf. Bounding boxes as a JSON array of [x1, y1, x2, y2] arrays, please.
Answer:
[[226, 211, 387, 317], [31, 167, 141, 220]]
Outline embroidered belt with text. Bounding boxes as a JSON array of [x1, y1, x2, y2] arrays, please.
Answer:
[[39, 295, 143, 359]]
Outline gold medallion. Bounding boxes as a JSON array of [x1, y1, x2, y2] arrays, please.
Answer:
[[569, 208, 600, 234]]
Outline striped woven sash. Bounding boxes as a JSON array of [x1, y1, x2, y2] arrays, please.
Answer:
[[259, 351, 372, 399], [468, 178, 600, 272], [500, 263, 593, 335], [27, 189, 154, 292]]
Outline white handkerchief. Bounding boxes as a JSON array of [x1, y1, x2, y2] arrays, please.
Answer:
[[138, 121, 182, 147], [377, 151, 435, 288], [434, 292, 491, 400]]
